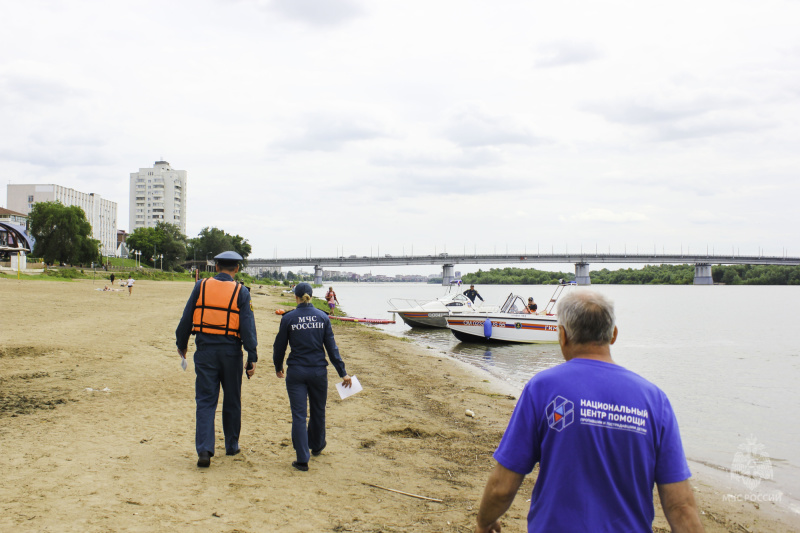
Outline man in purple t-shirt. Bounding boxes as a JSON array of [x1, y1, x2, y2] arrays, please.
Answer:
[[476, 290, 704, 533]]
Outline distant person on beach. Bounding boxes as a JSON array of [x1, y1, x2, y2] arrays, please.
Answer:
[[273, 282, 351, 472], [463, 285, 484, 304], [476, 290, 703, 533], [126, 276, 135, 295], [175, 251, 258, 468], [325, 287, 339, 314], [523, 297, 537, 314], [110, 273, 115, 285]]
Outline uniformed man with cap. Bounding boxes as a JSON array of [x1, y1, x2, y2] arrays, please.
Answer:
[[176, 251, 258, 468], [273, 282, 351, 472]]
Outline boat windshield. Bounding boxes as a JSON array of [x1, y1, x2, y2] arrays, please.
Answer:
[[500, 294, 527, 314], [445, 293, 472, 307]]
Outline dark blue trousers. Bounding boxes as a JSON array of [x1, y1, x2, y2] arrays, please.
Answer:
[[286, 365, 328, 463], [194, 349, 244, 456]]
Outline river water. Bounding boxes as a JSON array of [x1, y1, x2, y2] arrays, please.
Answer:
[[324, 282, 800, 509]]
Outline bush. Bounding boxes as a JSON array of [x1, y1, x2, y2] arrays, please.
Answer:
[[43, 268, 84, 279], [173, 265, 185, 273]]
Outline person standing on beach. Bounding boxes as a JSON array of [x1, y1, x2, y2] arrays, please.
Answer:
[[463, 285, 484, 304], [175, 251, 258, 468], [325, 286, 339, 315], [110, 273, 115, 286], [126, 275, 134, 295], [273, 282, 351, 472], [476, 290, 703, 533]]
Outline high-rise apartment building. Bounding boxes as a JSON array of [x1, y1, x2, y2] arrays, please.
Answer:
[[129, 160, 187, 235], [7, 184, 118, 256]]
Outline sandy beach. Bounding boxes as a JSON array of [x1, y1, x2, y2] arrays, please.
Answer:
[[1, 278, 798, 532]]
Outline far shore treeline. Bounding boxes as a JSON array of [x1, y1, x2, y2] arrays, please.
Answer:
[[463, 264, 800, 285]]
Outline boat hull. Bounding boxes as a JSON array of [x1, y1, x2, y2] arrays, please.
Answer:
[[446, 314, 559, 344], [396, 312, 449, 328]]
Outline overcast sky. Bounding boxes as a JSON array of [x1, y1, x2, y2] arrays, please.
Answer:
[[2, 0, 799, 275]]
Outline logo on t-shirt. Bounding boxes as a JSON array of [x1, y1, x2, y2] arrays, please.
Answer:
[[546, 396, 574, 432]]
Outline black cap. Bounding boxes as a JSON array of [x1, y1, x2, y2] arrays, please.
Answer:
[[294, 282, 313, 298]]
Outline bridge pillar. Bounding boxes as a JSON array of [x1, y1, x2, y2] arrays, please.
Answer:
[[575, 262, 591, 285], [314, 265, 323, 285], [441, 264, 455, 286], [694, 263, 713, 285]]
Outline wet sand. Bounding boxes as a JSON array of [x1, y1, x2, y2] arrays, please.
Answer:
[[1, 278, 798, 532]]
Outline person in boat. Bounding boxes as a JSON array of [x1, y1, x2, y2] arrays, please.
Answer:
[[523, 297, 537, 314], [325, 286, 340, 314], [175, 251, 258, 468], [476, 289, 702, 533], [463, 285, 484, 304], [273, 282, 352, 472]]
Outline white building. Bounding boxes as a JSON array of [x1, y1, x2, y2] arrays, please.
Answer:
[[129, 161, 187, 235], [7, 184, 118, 256]]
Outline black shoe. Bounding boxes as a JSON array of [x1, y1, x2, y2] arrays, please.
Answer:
[[292, 461, 309, 471], [311, 443, 326, 457], [197, 452, 211, 468], [226, 447, 241, 456]]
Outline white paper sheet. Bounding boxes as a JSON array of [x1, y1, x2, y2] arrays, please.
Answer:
[[336, 375, 362, 399]]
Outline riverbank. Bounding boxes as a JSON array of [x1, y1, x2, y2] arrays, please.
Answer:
[[1, 279, 797, 531]]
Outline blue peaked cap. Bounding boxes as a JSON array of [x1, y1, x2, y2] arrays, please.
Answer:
[[214, 251, 243, 261], [294, 282, 313, 298]]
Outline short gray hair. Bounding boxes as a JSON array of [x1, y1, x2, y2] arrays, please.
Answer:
[[557, 290, 616, 345]]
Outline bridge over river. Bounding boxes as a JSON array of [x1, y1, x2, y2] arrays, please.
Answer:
[[246, 252, 800, 286]]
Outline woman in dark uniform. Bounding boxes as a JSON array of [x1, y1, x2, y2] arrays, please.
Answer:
[[273, 282, 352, 471]]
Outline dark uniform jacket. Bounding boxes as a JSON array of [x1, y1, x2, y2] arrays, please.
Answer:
[[463, 288, 484, 303], [273, 302, 346, 377], [175, 273, 258, 363]]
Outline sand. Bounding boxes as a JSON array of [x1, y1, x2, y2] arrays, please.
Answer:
[[1, 278, 798, 532]]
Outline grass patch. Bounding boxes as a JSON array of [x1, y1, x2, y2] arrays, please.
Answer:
[[0, 271, 75, 282]]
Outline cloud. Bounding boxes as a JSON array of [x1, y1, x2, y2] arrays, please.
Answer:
[[653, 112, 773, 142], [0, 130, 110, 168], [568, 209, 649, 223], [267, 0, 364, 27], [584, 96, 716, 125], [271, 112, 390, 151], [375, 171, 522, 198], [370, 147, 502, 169], [442, 103, 545, 148], [583, 90, 771, 141], [534, 41, 603, 68], [0, 70, 86, 107]]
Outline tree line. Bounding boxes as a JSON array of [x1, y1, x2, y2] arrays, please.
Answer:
[[463, 264, 800, 285], [27, 201, 250, 271], [463, 267, 575, 285]]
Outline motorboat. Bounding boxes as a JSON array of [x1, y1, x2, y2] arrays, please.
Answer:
[[388, 286, 499, 328], [445, 285, 569, 343]]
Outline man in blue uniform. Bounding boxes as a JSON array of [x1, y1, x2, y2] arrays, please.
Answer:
[[476, 290, 704, 532], [463, 284, 484, 303], [176, 251, 258, 468], [273, 282, 351, 471]]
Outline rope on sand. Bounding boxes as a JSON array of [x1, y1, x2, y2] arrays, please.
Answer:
[[362, 483, 443, 503]]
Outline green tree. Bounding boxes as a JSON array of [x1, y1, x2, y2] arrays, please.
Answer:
[[28, 201, 100, 265], [187, 227, 252, 265], [126, 222, 187, 270]]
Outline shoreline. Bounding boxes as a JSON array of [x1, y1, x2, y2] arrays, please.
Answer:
[[1, 279, 798, 531]]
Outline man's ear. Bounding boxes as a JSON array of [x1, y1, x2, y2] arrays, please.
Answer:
[[558, 325, 567, 346], [609, 326, 618, 345]]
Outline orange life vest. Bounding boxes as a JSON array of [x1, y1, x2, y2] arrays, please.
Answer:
[[191, 278, 242, 338]]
